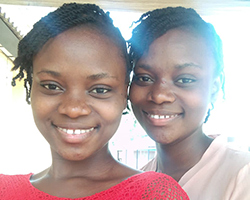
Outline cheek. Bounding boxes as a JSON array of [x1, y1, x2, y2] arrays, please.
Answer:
[[31, 90, 43, 120], [96, 101, 124, 141], [31, 90, 56, 126], [97, 94, 126, 123], [180, 89, 211, 117], [129, 84, 143, 105], [31, 101, 48, 134]]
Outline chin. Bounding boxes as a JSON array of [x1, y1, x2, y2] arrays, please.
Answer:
[[149, 134, 177, 145], [56, 149, 90, 161]]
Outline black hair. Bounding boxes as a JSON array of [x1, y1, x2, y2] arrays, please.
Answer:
[[12, 3, 132, 104], [128, 7, 225, 122]]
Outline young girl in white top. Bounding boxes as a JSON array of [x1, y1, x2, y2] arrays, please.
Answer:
[[128, 6, 250, 200]]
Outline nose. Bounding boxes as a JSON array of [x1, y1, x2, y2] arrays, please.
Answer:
[[58, 93, 92, 118], [147, 83, 176, 105]]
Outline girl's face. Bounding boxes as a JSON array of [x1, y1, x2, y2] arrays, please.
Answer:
[[129, 28, 220, 145], [31, 27, 128, 161]]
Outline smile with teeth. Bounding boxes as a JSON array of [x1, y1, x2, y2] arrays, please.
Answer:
[[57, 127, 94, 135], [148, 114, 178, 119]]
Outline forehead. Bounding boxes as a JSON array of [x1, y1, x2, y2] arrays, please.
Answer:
[[150, 28, 211, 56], [33, 27, 127, 78], [137, 28, 215, 71], [39, 26, 120, 54]]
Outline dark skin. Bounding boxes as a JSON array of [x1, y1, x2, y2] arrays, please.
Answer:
[[31, 151, 139, 198], [130, 28, 220, 182], [29, 27, 140, 198], [156, 129, 213, 181]]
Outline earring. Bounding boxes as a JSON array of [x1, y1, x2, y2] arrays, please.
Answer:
[[122, 96, 130, 115], [122, 108, 129, 115], [204, 103, 214, 123]]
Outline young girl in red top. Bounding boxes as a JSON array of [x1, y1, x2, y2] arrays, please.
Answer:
[[0, 3, 189, 200]]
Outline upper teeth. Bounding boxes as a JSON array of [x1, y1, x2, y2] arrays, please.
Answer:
[[149, 114, 178, 119], [57, 127, 94, 135]]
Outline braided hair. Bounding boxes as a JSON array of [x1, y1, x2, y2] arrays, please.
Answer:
[[128, 7, 225, 122], [12, 3, 132, 104]]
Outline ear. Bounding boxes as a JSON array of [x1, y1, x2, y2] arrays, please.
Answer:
[[211, 73, 224, 103]]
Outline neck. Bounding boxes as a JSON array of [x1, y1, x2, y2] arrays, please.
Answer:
[[156, 130, 213, 181], [56, 151, 116, 179], [33, 146, 117, 182], [30, 145, 140, 198]]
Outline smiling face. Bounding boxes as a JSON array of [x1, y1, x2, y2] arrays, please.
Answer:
[[31, 27, 128, 161], [129, 28, 220, 145]]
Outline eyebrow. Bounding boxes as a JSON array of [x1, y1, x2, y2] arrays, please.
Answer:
[[136, 62, 201, 70], [87, 73, 117, 80], [36, 71, 116, 79], [136, 64, 152, 70], [36, 70, 61, 77], [175, 62, 202, 69]]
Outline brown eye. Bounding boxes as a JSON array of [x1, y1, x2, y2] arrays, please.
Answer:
[[139, 77, 152, 82], [91, 87, 110, 94], [42, 84, 61, 91], [177, 78, 195, 84], [134, 75, 153, 83]]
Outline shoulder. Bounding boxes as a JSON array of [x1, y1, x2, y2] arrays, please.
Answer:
[[130, 172, 189, 200], [0, 173, 32, 181], [0, 173, 32, 180], [133, 171, 172, 180], [189, 136, 250, 196], [135, 171, 181, 187], [218, 149, 250, 199], [137, 171, 182, 187], [197, 136, 250, 181], [218, 137, 250, 166], [0, 173, 32, 199], [0, 173, 32, 190], [206, 136, 250, 164]]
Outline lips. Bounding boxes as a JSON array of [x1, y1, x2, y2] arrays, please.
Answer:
[[53, 123, 96, 144], [148, 114, 179, 119], [56, 126, 94, 135], [143, 110, 181, 118], [142, 110, 181, 126]]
